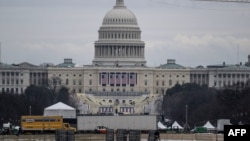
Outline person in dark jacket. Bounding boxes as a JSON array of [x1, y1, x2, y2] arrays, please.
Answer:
[[154, 130, 160, 141]]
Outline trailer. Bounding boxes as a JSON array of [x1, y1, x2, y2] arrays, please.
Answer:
[[217, 119, 231, 133], [77, 115, 157, 132]]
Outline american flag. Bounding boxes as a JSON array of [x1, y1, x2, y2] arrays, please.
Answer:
[[116, 73, 121, 85], [130, 73, 136, 85], [101, 73, 108, 85], [110, 73, 115, 85], [122, 73, 127, 85]]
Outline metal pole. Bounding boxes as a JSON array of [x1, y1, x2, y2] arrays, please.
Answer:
[[185, 105, 188, 126], [29, 106, 32, 115]]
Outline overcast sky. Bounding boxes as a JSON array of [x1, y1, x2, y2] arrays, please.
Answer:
[[0, 0, 250, 67]]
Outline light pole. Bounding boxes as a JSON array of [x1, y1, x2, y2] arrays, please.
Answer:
[[184, 104, 190, 132], [29, 106, 32, 115]]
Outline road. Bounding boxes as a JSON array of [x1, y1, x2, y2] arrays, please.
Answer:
[[1, 133, 224, 141]]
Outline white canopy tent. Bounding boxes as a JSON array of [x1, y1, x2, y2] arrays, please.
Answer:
[[203, 121, 216, 130], [157, 121, 167, 129], [44, 102, 76, 119], [172, 121, 183, 130]]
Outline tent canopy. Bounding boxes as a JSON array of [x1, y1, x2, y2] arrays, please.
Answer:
[[203, 121, 215, 130], [158, 121, 167, 129], [45, 102, 75, 110], [44, 102, 76, 119], [172, 121, 183, 129]]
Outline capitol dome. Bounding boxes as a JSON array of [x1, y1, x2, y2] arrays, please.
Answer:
[[102, 5, 138, 25], [93, 0, 146, 67]]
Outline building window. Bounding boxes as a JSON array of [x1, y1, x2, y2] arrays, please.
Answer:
[[162, 81, 165, 86], [145, 80, 147, 86], [169, 80, 172, 86], [66, 79, 69, 85], [156, 81, 159, 86], [73, 80, 76, 85], [89, 80, 92, 85]]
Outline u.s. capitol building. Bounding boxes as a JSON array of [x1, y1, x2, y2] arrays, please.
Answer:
[[1, 0, 250, 115]]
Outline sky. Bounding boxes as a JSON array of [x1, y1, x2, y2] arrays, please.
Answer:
[[0, 0, 250, 67]]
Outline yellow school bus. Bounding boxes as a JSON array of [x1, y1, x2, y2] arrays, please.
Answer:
[[21, 116, 76, 133]]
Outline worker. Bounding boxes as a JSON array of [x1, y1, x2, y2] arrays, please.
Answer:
[[154, 130, 160, 141]]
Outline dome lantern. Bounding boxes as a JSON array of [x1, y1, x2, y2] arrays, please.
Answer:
[[115, 0, 125, 8]]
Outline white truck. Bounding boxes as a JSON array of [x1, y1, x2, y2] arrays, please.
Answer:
[[217, 119, 231, 133], [77, 115, 157, 132]]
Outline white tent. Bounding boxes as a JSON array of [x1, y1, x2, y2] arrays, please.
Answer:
[[172, 121, 183, 129], [157, 121, 167, 129], [44, 102, 76, 119], [203, 121, 216, 130]]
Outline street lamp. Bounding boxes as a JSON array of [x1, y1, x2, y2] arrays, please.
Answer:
[[29, 106, 32, 115], [184, 105, 190, 132]]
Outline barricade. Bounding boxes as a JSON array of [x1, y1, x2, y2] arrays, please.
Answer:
[[106, 129, 114, 141], [67, 130, 75, 141], [148, 130, 156, 141], [116, 129, 127, 141], [55, 129, 75, 141], [129, 130, 141, 141], [55, 129, 67, 141]]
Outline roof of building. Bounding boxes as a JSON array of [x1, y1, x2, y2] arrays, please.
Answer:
[[56, 59, 75, 68], [0, 63, 13, 68], [207, 63, 250, 70], [157, 59, 186, 69], [45, 102, 75, 110], [0, 62, 38, 68], [102, 0, 138, 26]]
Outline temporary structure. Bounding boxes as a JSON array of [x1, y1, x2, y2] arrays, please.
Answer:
[[172, 121, 183, 129], [44, 102, 76, 119], [203, 121, 216, 130], [157, 121, 167, 129]]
